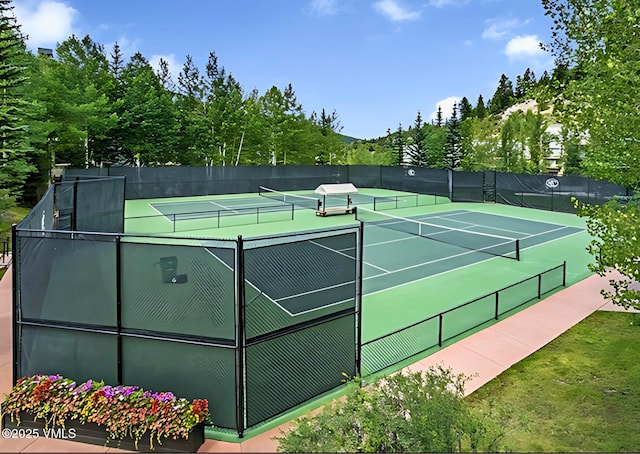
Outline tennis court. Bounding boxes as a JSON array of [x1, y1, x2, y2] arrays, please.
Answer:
[[124, 187, 587, 339], [17, 170, 600, 437]]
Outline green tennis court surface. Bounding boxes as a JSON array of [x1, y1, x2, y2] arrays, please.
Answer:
[[124, 188, 590, 349]]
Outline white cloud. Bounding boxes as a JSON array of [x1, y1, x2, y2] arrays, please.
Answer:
[[505, 35, 544, 60], [481, 18, 521, 40], [373, 0, 421, 22], [429, 96, 461, 123], [307, 0, 339, 16], [428, 0, 468, 7], [14, 0, 79, 49], [150, 54, 179, 80]]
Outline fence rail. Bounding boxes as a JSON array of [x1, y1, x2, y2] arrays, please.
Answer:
[[361, 262, 566, 375]]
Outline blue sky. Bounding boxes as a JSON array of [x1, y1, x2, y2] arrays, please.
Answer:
[[13, 0, 555, 139]]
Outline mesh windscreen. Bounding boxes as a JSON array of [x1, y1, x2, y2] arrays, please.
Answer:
[[497, 277, 539, 315], [19, 325, 118, 384], [451, 171, 485, 202], [540, 265, 565, 295], [441, 295, 495, 341], [244, 231, 357, 339], [381, 166, 449, 197], [122, 337, 237, 429], [75, 177, 125, 233], [245, 314, 356, 427], [121, 241, 236, 340], [54, 181, 75, 230], [361, 316, 439, 375], [18, 185, 55, 230], [19, 235, 117, 326], [347, 165, 382, 188]]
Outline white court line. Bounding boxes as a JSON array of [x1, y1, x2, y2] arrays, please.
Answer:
[[520, 225, 577, 240], [310, 240, 390, 273], [147, 203, 175, 227], [203, 248, 294, 316], [276, 280, 355, 302], [420, 215, 532, 237], [208, 200, 240, 214], [364, 229, 586, 297]]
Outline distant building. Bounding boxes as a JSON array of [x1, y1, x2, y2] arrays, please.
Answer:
[[37, 48, 54, 58]]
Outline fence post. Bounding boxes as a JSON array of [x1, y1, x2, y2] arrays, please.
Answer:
[[537, 273, 542, 299], [355, 222, 364, 379], [11, 224, 18, 386], [235, 236, 246, 438], [116, 236, 123, 385]]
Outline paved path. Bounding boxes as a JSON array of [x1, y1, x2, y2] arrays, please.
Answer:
[[0, 266, 635, 453]]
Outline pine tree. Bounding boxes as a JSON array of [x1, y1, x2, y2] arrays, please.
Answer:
[[394, 123, 405, 166], [444, 103, 462, 169], [434, 106, 444, 127], [474, 94, 487, 119], [407, 111, 426, 166], [0, 0, 36, 205], [458, 97, 473, 121], [489, 74, 515, 115]]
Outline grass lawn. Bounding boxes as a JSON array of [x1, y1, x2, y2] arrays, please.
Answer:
[[467, 311, 640, 452]]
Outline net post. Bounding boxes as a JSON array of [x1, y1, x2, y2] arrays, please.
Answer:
[[438, 314, 443, 347], [562, 261, 567, 287], [291, 204, 294, 220], [11, 224, 19, 386], [172, 214, 176, 233], [235, 235, 246, 438], [355, 222, 364, 379], [395, 196, 398, 210], [494, 292, 499, 320], [256, 207, 260, 225], [516, 239, 520, 261]]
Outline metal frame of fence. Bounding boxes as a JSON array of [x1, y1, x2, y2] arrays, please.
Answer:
[[361, 261, 567, 376], [11, 222, 362, 438]]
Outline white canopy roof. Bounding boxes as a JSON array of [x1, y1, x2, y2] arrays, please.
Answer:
[[315, 183, 358, 196]]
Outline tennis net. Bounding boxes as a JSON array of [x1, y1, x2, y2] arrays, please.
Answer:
[[259, 186, 321, 210], [356, 207, 520, 260]]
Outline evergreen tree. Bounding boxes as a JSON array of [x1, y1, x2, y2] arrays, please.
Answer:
[[395, 123, 405, 166], [407, 111, 426, 166], [0, 0, 36, 205], [458, 97, 473, 121], [444, 103, 462, 169], [474, 94, 487, 119], [489, 74, 515, 115], [434, 105, 444, 127]]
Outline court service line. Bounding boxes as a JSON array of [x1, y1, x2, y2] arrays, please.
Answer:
[[310, 240, 390, 273], [275, 280, 355, 302], [364, 229, 587, 297], [148, 203, 175, 226], [520, 225, 577, 240], [363, 244, 503, 280], [208, 200, 240, 214], [421, 216, 532, 237], [203, 247, 293, 316]]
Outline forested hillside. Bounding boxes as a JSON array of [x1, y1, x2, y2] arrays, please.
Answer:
[[1, 0, 579, 209]]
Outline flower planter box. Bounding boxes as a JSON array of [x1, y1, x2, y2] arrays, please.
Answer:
[[1, 411, 205, 452]]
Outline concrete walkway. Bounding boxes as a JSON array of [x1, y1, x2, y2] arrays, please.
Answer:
[[0, 265, 635, 453]]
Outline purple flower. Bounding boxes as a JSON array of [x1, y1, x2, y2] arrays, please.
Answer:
[[48, 374, 62, 380], [80, 380, 93, 392], [102, 386, 115, 398], [142, 391, 152, 398], [122, 386, 138, 397], [157, 392, 175, 403]]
